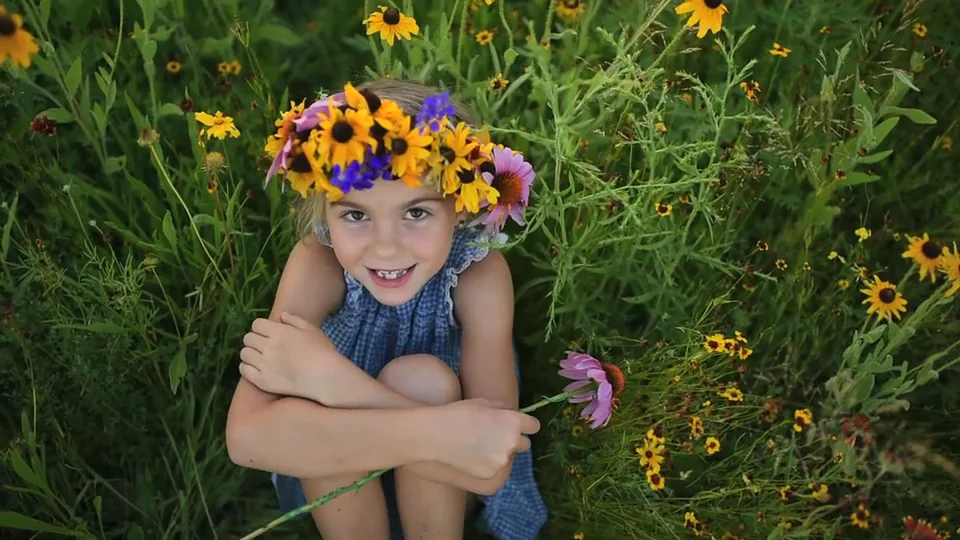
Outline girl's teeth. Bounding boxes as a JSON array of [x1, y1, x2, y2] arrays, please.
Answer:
[[376, 269, 408, 280]]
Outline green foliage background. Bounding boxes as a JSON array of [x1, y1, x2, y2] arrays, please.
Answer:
[[2, 0, 960, 538]]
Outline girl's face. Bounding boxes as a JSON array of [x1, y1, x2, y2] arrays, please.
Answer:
[[325, 179, 462, 307]]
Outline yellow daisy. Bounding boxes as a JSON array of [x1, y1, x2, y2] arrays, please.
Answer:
[[809, 483, 831, 503], [264, 99, 307, 158], [384, 115, 433, 185], [194, 111, 240, 140], [860, 276, 908, 321], [769, 42, 791, 57], [655, 202, 673, 216], [490, 73, 509, 90], [850, 504, 871, 529], [0, 5, 40, 68], [913, 23, 928, 38], [646, 468, 666, 491], [475, 29, 495, 45], [311, 101, 375, 169], [675, 0, 729, 39], [454, 168, 499, 213], [637, 438, 665, 471], [793, 409, 813, 432], [902, 232, 944, 282], [689, 415, 704, 438], [363, 6, 419, 46], [705, 436, 721, 455], [556, 0, 587, 21], [434, 122, 477, 194], [939, 243, 960, 297], [166, 61, 182, 74], [703, 333, 724, 353]]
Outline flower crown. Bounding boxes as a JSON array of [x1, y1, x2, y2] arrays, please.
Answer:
[[263, 83, 535, 234]]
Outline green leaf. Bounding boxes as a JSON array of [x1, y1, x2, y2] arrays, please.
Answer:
[[10, 449, 46, 491], [857, 149, 893, 164], [65, 57, 82, 100], [870, 116, 900, 148], [1, 192, 17, 261], [890, 68, 920, 92], [881, 106, 936, 125], [917, 362, 940, 385], [158, 102, 184, 117], [162, 211, 177, 249], [864, 325, 887, 343], [169, 345, 187, 394], [853, 82, 873, 114], [105, 156, 127, 174], [138, 0, 156, 28], [258, 23, 304, 46], [839, 172, 881, 186], [40, 0, 52, 27], [140, 39, 158, 63], [503, 47, 518, 69], [853, 374, 876, 403], [0, 512, 83, 535]]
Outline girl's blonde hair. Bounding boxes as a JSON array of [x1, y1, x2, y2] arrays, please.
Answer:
[[293, 78, 478, 238]]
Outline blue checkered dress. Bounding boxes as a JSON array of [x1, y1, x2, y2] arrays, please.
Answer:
[[271, 224, 548, 540]]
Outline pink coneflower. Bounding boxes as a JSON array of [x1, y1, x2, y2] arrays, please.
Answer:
[[480, 146, 534, 233], [558, 351, 625, 428]]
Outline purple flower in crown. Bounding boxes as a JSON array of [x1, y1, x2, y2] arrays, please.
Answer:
[[415, 92, 456, 133], [479, 146, 535, 233], [330, 161, 374, 193], [363, 148, 393, 184]]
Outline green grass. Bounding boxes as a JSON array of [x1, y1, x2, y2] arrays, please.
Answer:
[[2, 0, 960, 538]]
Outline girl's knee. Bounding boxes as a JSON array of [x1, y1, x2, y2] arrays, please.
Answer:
[[378, 354, 461, 405]]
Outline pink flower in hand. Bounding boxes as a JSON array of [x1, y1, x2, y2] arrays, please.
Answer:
[[559, 351, 625, 428]]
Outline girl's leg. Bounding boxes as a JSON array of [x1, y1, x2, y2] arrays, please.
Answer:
[[299, 474, 391, 540], [378, 354, 469, 540]]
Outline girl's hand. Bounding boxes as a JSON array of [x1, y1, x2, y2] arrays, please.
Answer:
[[429, 398, 541, 480], [239, 312, 342, 401]]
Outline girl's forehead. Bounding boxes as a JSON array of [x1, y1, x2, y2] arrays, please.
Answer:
[[330, 180, 448, 209]]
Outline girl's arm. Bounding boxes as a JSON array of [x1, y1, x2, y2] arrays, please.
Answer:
[[450, 251, 523, 487]]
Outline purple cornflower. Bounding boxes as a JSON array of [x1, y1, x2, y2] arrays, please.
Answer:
[[415, 92, 456, 133], [558, 351, 625, 429]]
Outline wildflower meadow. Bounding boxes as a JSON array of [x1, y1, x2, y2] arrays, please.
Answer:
[[3, 0, 960, 538]]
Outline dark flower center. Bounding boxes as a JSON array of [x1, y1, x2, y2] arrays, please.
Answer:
[[651, 426, 663, 438], [658, 204, 669, 213], [563, 0, 580, 8], [650, 473, 661, 484], [644, 450, 653, 459], [390, 138, 408, 155], [370, 122, 388, 140], [382, 7, 401, 25], [921, 240, 942, 259], [296, 129, 312, 143], [0, 14, 16, 36], [360, 90, 381, 112], [707, 339, 719, 349], [457, 168, 476, 184], [492, 172, 522, 204], [289, 153, 312, 173], [440, 146, 456, 163], [878, 288, 896, 303], [331, 121, 354, 143], [479, 161, 496, 177], [704, 0, 724, 8]]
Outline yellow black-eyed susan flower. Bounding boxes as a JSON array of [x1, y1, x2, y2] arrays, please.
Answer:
[[675, 0, 728, 39], [820, 26, 832, 34], [556, 0, 587, 21], [855, 226, 871, 242], [809, 483, 830, 503], [655, 202, 673, 216], [0, 5, 40, 69], [738, 346, 752, 360], [860, 276, 908, 321], [679, 193, 691, 204], [646, 468, 666, 491], [902, 232, 943, 282], [913, 23, 928, 38], [647, 426, 665, 444], [778, 485, 794, 502], [433, 122, 477, 194], [166, 60, 182, 74], [769, 42, 791, 57], [735, 330, 747, 343], [227, 60, 241, 75], [722, 338, 741, 357], [684, 511, 700, 530], [264, 100, 307, 158], [384, 115, 433, 186], [490, 73, 509, 90], [939, 243, 960, 297], [705, 436, 721, 455], [756, 240, 769, 251], [689, 415, 704, 438], [638, 438, 665, 471], [206, 180, 218, 194], [571, 424, 585, 437], [793, 409, 813, 432], [194, 111, 240, 140], [455, 167, 499, 214], [309, 102, 376, 169], [475, 29, 494, 45], [217, 61, 231, 74], [740, 80, 760, 102], [719, 387, 743, 403], [835, 169, 847, 181], [838, 279, 851, 290], [363, 6, 419, 46], [775, 258, 788, 271], [703, 333, 724, 353], [851, 504, 871, 529]]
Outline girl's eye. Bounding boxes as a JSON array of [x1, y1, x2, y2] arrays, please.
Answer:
[[405, 207, 431, 220], [342, 210, 366, 222]]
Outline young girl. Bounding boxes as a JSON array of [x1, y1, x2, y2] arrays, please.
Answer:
[[226, 79, 548, 540]]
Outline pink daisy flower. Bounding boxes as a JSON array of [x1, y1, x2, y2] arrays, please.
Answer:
[[558, 351, 625, 428], [479, 146, 534, 233]]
